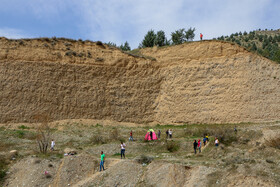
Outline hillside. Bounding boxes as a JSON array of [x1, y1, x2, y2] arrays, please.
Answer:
[[1, 38, 280, 124], [216, 29, 280, 63]]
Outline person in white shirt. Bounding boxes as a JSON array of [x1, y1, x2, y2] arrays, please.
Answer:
[[120, 142, 126, 159], [51, 139, 55, 151], [215, 137, 219, 147]]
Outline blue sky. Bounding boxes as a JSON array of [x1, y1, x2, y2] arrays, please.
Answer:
[[0, 0, 279, 49]]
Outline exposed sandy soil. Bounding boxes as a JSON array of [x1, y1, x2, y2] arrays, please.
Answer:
[[1, 38, 280, 124]]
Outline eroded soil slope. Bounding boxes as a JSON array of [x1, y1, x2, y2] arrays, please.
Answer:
[[1, 38, 280, 124]]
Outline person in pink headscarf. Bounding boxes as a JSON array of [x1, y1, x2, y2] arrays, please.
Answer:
[[198, 139, 201, 153]]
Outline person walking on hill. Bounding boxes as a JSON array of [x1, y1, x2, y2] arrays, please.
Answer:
[[198, 139, 201, 153], [193, 140, 198, 154], [215, 137, 219, 147], [169, 129, 173, 139], [158, 130, 161, 139], [200, 33, 203, 40], [166, 130, 169, 139], [203, 136, 207, 146], [120, 142, 126, 159], [100, 151, 105, 171], [50, 139, 55, 151], [129, 130, 133, 141]]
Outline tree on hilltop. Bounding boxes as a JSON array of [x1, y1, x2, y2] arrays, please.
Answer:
[[155, 30, 167, 47], [185, 27, 196, 41], [171, 28, 186, 45], [141, 30, 156, 47], [120, 41, 131, 51]]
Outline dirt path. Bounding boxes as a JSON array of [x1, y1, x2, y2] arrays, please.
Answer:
[[51, 159, 65, 187]]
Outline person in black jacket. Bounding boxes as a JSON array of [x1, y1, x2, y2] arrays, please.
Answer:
[[193, 140, 198, 154]]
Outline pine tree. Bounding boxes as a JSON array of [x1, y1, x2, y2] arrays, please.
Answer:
[[185, 27, 196, 41], [171, 29, 186, 45], [141, 30, 157, 47], [120, 41, 131, 51], [155, 30, 167, 47]]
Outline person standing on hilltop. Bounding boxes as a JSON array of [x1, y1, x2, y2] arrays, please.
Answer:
[[200, 33, 203, 40], [129, 130, 133, 141], [166, 129, 169, 139], [100, 151, 105, 171], [193, 140, 198, 154], [120, 142, 126, 159]]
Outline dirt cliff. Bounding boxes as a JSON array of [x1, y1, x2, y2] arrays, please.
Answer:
[[0, 38, 280, 124]]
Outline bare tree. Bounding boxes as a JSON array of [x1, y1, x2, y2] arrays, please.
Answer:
[[33, 114, 51, 154]]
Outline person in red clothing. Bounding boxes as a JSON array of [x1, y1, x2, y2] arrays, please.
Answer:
[[198, 139, 201, 153], [129, 130, 133, 141], [200, 33, 203, 40]]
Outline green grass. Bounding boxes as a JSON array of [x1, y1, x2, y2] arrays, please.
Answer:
[[18, 125, 30, 130]]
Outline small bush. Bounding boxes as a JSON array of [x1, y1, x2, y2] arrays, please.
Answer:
[[18, 125, 30, 130], [266, 136, 280, 149], [95, 57, 104, 62], [87, 51, 92, 58], [166, 141, 180, 152], [91, 135, 107, 144], [96, 41, 103, 45], [96, 41, 105, 49], [136, 155, 154, 164], [45, 173, 52, 178], [15, 130, 25, 138], [110, 128, 119, 141], [0, 157, 8, 184]]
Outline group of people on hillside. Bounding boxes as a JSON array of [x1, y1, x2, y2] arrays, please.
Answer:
[[193, 135, 219, 154], [166, 129, 173, 139]]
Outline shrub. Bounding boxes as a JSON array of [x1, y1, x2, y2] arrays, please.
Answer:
[[136, 155, 154, 164], [266, 136, 280, 149], [91, 135, 107, 144], [15, 130, 25, 138], [0, 157, 8, 184], [95, 57, 104, 62], [110, 128, 119, 141], [166, 141, 180, 152], [18, 125, 30, 130], [33, 114, 52, 154], [96, 41, 105, 49]]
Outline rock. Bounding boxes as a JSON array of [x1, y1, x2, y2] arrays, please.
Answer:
[[64, 148, 78, 155], [9, 150, 18, 159], [266, 159, 274, 164]]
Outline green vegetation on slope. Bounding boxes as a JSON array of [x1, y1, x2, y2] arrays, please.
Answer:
[[215, 29, 280, 63]]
